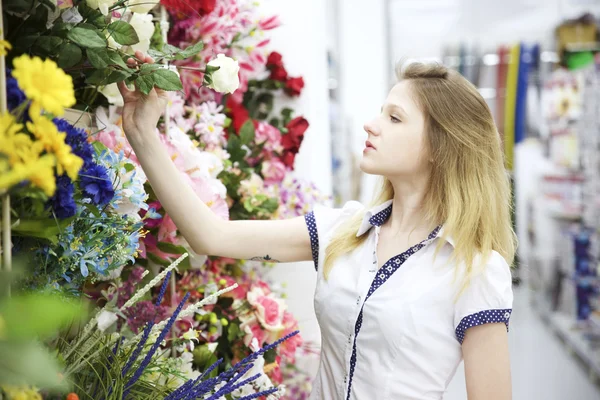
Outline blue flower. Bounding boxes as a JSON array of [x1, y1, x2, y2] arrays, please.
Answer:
[[49, 175, 77, 218], [6, 69, 26, 112], [53, 118, 95, 168], [80, 164, 115, 205]]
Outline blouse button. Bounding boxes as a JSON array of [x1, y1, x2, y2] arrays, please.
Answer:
[[356, 296, 361, 305]]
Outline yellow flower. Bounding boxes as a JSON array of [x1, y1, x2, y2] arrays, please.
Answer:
[[12, 55, 76, 116], [0, 155, 57, 196], [0, 39, 12, 56], [26, 117, 83, 180], [0, 384, 42, 400]]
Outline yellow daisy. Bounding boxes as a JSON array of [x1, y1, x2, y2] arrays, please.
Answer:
[[0, 39, 11, 56], [26, 117, 83, 181], [12, 55, 76, 116]]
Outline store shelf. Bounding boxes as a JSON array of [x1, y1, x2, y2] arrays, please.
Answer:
[[547, 313, 600, 379]]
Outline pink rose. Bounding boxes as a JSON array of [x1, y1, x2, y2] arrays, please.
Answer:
[[247, 287, 285, 332], [255, 122, 283, 153], [240, 316, 267, 348], [261, 159, 286, 185]]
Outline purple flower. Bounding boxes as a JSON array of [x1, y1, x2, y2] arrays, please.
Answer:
[[80, 164, 115, 205], [49, 175, 77, 218], [53, 118, 95, 168], [6, 69, 26, 112]]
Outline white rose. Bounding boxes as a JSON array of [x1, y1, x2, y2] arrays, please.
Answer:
[[126, 0, 159, 13], [96, 309, 118, 332], [99, 83, 124, 106], [206, 54, 240, 94], [129, 13, 154, 53], [86, 0, 118, 15]]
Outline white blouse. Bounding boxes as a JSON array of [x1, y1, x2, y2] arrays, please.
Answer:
[[304, 200, 513, 400]]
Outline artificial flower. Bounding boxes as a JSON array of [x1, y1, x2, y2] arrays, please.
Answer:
[[129, 12, 154, 53], [182, 328, 200, 351], [226, 97, 251, 133], [127, 0, 159, 13], [99, 83, 124, 107], [86, 0, 118, 15], [266, 52, 284, 69], [6, 69, 27, 111], [26, 117, 83, 180], [53, 118, 95, 168], [97, 309, 118, 332], [0, 385, 42, 400], [160, 0, 216, 18], [247, 286, 286, 332], [262, 159, 286, 185], [285, 77, 304, 97], [79, 163, 115, 205], [206, 54, 240, 94], [12, 55, 75, 116], [269, 65, 288, 82], [0, 39, 11, 56], [50, 175, 77, 218], [282, 116, 309, 153]]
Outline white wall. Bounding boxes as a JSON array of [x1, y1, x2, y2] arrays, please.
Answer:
[[338, 0, 390, 205], [259, 0, 331, 371]]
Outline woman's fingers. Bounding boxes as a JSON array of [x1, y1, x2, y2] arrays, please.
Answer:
[[117, 81, 137, 102]]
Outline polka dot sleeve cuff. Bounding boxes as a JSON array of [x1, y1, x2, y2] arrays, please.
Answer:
[[455, 309, 512, 344], [304, 211, 319, 271]]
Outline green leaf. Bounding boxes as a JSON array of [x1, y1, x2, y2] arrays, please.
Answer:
[[15, 34, 40, 49], [140, 63, 161, 73], [0, 294, 85, 341], [227, 323, 241, 342], [263, 347, 277, 364], [239, 120, 255, 145], [156, 242, 188, 255], [0, 342, 68, 390], [34, 36, 63, 54], [151, 69, 183, 92], [107, 21, 139, 46], [57, 43, 83, 69], [124, 163, 135, 173], [147, 252, 171, 267], [12, 217, 74, 244], [4, 0, 34, 14], [51, 22, 74, 37], [150, 22, 164, 51], [86, 69, 131, 85], [176, 41, 205, 60], [108, 50, 129, 69], [67, 26, 107, 49], [92, 140, 108, 154], [135, 74, 155, 95], [39, 0, 56, 11], [87, 48, 111, 68]]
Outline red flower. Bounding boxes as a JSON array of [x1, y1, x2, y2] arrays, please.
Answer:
[[266, 52, 284, 68], [285, 77, 304, 97], [226, 97, 250, 133], [282, 116, 309, 152], [269, 65, 288, 82], [66, 393, 80, 400], [160, 0, 216, 18], [281, 151, 296, 169]]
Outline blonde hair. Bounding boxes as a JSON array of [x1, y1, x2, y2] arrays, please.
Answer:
[[323, 62, 517, 285]]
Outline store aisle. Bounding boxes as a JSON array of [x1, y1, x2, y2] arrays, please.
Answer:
[[444, 287, 600, 400]]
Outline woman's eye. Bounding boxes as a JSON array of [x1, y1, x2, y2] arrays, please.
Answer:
[[390, 116, 401, 123]]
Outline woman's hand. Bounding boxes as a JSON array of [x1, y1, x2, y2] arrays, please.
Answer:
[[117, 50, 168, 141]]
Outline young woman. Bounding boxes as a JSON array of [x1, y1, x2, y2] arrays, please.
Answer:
[[119, 51, 515, 400]]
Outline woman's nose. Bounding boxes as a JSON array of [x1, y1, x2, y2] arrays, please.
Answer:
[[363, 119, 379, 136]]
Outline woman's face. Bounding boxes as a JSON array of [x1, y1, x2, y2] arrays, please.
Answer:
[[360, 80, 430, 178]]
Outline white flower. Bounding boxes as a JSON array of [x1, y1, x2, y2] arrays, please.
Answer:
[[61, 7, 84, 24], [206, 54, 240, 94], [126, 0, 159, 13], [99, 83, 124, 107], [86, 0, 118, 15], [182, 328, 200, 351], [96, 309, 118, 332], [129, 13, 154, 53]]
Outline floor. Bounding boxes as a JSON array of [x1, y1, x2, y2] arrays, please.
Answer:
[[444, 288, 600, 400]]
